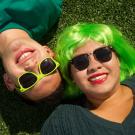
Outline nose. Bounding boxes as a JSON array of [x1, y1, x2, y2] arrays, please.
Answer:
[[24, 61, 39, 73], [87, 55, 102, 74]]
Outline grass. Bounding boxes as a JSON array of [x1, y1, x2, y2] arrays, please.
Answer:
[[0, 0, 135, 134]]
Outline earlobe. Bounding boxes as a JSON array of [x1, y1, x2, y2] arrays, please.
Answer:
[[43, 46, 55, 57], [3, 73, 15, 91]]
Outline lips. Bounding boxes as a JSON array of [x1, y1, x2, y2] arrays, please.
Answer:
[[88, 73, 108, 85], [16, 48, 35, 64]]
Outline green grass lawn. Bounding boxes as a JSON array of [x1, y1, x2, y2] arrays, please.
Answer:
[[0, 0, 135, 134]]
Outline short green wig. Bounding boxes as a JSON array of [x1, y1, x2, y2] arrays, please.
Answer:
[[55, 23, 135, 98]]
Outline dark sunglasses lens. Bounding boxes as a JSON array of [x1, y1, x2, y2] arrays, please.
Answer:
[[40, 58, 56, 74], [72, 54, 89, 70], [94, 47, 112, 62], [19, 73, 37, 88]]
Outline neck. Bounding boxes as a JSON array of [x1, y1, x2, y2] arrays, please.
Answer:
[[86, 85, 133, 123], [0, 29, 30, 56]]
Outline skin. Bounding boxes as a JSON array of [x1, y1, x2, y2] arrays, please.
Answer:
[[70, 40, 133, 123], [71, 40, 121, 100], [0, 29, 61, 101]]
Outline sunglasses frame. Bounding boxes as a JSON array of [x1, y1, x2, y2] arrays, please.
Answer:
[[70, 46, 113, 71], [16, 57, 60, 93]]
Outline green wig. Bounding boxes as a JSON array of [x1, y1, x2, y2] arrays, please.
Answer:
[[55, 23, 135, 98]]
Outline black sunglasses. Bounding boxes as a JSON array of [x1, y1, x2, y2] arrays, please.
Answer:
[[70, 46, 113, 71], [16, 58, 59, 93]]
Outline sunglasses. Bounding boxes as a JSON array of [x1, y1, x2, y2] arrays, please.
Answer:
[[70, 46, 113, 71], [16, 58, 60, 93]]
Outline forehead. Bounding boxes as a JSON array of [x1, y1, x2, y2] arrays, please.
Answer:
[[74, 40, 105, 55]]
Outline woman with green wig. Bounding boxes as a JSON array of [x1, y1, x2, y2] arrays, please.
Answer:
[[56, 23, 135, 98], [41, 23, 135, 135]]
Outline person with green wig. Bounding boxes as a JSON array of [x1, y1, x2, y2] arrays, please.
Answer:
[[41, 23, 135, 135]]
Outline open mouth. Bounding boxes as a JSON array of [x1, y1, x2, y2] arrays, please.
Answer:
[[16, 48, 35, 64], [88, 73, 108, 85]]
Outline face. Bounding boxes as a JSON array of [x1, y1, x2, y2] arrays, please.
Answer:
[[70, 40, 120, 99], [2, 38, 61, 101]]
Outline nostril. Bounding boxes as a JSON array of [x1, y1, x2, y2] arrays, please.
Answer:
[[87, 65, 102, 74], [87, 68, 97, 74], [97, 66, 102, 69], [24, 64, 35, 72], [24, 65, 31, 71]]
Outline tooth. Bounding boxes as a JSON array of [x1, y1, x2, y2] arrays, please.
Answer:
[[90, 74, 106, 81], [19, 52, 32, 61]]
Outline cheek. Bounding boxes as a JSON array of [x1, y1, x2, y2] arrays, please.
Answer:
[[4, 63, 24, 80], [105, 59, 120, 76], [71, 68, 86, 84]]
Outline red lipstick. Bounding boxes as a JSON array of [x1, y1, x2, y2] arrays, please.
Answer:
[[88, 73, 108, 85]]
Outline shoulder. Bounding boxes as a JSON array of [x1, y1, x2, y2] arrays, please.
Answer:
[[48, 104, 84, 119], [122, 75, 135, 92], [41, 104, 85, 134]]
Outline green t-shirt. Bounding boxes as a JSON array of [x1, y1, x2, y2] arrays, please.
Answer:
[[0, 0, 63, 42]]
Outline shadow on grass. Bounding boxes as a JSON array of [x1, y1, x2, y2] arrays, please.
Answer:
[[0, 89, 55, 134]]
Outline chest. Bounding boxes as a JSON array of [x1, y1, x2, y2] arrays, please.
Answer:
[[64, 106, 135, 135], [91, 98, 134, 123]]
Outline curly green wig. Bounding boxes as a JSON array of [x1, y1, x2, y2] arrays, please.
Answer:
[[55, 23, 135, 98]]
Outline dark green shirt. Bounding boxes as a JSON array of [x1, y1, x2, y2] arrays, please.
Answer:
[[41, 77, 135, 135], [0, 0, 63, 42], [41, 104, 135, 135]]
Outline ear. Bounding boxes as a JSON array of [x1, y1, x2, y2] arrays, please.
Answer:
[[43, 46, 55, 57], [3, 73, 15, 91]]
